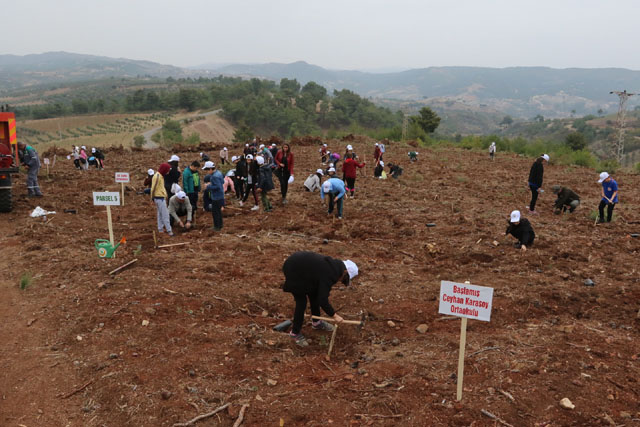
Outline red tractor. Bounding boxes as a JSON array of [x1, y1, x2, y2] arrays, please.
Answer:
[[0, 112, 20, 212]]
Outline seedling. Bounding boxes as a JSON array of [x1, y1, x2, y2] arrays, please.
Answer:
[[20, 272, 33, 290]]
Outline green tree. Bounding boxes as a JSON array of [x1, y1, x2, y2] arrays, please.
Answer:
[[565, 132, 586, 151], [233, 124, 254, 142], [133, 135, 145, 148], [411, 107, 441, 134], [279, 78, 301, 97], [500, 115, 513, 126]]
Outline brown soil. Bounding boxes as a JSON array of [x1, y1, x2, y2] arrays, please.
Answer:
[[1, 143, 639, 426], [183, 115, 235, 143]]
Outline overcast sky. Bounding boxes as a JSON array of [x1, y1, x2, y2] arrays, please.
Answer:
[[3, 0, 640, 71]]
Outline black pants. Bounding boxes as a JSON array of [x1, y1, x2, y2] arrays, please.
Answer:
[[529, 185, 539, 211], [233, 177, 243, 199], [598, 200, 616, 222], [220, 158, 226, 165], [187, 192, 198, 211], [243, 182, 258, 204], [291, 293, 321, 335], [211, 199, 223, 229], [279, 169, 290, 199], [345, 177, 356, 194]]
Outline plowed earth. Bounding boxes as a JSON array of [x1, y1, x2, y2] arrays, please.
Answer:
[[1, 142, 639, 426]]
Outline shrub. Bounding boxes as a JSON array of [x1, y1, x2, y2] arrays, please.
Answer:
[[20, 272, 33, 290], [597, 159, 620, 174], [635, 162, 640, 174]]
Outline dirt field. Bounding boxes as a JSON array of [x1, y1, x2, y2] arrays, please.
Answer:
[[1, 141, 639, 426]]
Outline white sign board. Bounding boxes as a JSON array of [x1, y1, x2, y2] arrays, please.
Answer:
[[93, 192, 121, 206], [115, 172, 130, 183], [438, 280, 493, 322], [43, 158, 50, 165]]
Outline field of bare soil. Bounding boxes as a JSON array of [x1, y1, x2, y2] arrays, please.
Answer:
[[1, 139, 639, 426]]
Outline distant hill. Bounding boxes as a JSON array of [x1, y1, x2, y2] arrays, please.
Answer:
[[2, 52, 640, 120], [211, 61, 640, 118], [0, 51, 204, 90]]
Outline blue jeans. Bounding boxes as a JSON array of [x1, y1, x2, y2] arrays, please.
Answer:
[[328, 192, 343, 217]]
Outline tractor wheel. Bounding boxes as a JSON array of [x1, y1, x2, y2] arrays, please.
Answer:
[[0, 189, 12, 212]]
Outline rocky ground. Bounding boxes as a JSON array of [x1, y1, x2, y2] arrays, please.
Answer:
[[1, 140, 639, 426]]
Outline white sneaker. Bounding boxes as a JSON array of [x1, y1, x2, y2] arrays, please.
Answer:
[[239, 201, 244, 207], [251, 205, 259, 211]]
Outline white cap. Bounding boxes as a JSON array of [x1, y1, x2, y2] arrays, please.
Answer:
[[510, 210, 521, 223], [598, 171, 609, 183], [316, 169, 324, 175], [343, 260, 358, 280], [323, 143, 327, 147], [379, 161, 384, 167], [375, 143, 379, 146], [223, 147, 227, 151], [147, 168, 154, 176], [329, 163, 334, 168], [168, 154, 180, 162], [491, 142, 496, 145], [199, 152, 203, 156], [91, 147, 96, 153], [176, 191, 186, 200], [226, 170, 235, 177], [202, 161, 215, 170], [259, 144, 265, 149], [81, 145, 86, 150], [256, 156, 265, 165], [231, 155, 238, 162], [328, 167, 336, 173], [246, 154, 254, 160], [245, 143, 249, 147], [322, 181, 332, 193], [542, 154, 549, 162], [347, 144, 353, 150]]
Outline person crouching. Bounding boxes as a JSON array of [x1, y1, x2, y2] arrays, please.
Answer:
[[505, 210, 535, 251], [168, 191, 193, 230], [552, 185, 580, 214]]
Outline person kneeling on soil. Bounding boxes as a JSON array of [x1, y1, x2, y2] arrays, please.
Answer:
[[282, 251, 359, 347], [387, 162, 403, 179], [506, 210, 535, 251], [168, 191, 193, 230], [552, 185, 580, 214]]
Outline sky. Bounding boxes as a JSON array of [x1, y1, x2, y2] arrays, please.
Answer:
[[3, 0, 640, 71]]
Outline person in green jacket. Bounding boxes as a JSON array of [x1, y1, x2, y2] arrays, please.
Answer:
[[182, 161, 200, 223]]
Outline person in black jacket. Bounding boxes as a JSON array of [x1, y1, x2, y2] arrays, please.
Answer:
[[164, 155, 181, 201], [505, 210, 535, 251], [552, 185, 580, 214], [282, 251, 359, 347], [241, 154, 260, 210], [527, 154, 549, 214]]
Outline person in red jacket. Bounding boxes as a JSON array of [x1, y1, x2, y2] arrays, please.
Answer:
[[275, 143, 294, 205], [373, 143, 382, 164], [342, 153, 365, 198]]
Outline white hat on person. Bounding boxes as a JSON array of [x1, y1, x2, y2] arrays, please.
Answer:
[[256, 156, 265, 165], [91, 147, 96, 153], [375, 142, 379, 146], [226, 170, 235, 177], [322, 181, 332, 193], [202, 161, 215, 170], [147, 168, 154, 176], [347, 144, 353, 150], [323, 143, 327, 147], [379, 161, 384, 167], [316, 169, 324, 175], [245, 143, 249, 147], [223, 147, 227, 151], [328, 167, 336, 173], [168, 154, 180, 162], [246, 154, 254, 160], [510, 210, 521, 223], [343, 260, 359, 281], [259, 144, 265, 149], [176, 191, 187, 200], [231, 155, 238, 162], [598, 171, 609, 183], [81, 145, 87, 150], [542, 154, 550, 162]]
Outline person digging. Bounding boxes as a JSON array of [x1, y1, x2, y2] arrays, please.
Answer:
[[281, 251, 359, 347], [505, 210, 535, 251], [552, 185, 580, 215]]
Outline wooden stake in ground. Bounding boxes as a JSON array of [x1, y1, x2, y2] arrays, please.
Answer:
[[153, 230, 158, 248], [456, 317, 468, 401], [326, 324, 338, 361], [109, 258, 138, 276], [106, 205, 115, 250]]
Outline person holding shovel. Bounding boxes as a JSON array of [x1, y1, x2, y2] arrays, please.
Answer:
[[282, 251, 359, 347], [505, 210, 535, 251], [18, 141, 43, 197], [597, 171, 618, 223]]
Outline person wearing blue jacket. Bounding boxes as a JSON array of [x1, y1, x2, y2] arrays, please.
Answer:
[[182, 161, 200, 222], [202, 161, 225, 231], [597, 171, 618, 223], [320, 178, 346, 219], [18, 141, 43, 196]]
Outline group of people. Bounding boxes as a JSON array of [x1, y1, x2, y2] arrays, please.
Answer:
[[70, 145, 105, 170], [505, 153, 620, 250]]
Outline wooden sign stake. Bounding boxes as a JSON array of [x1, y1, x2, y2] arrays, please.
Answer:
[[456, 316, 468, 401], [121, 183, 125, 206], [106, 205, 115, 258]]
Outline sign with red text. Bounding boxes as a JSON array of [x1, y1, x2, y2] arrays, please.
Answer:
[[439, 281, 493, 322], [115, 172, 130, 183]]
